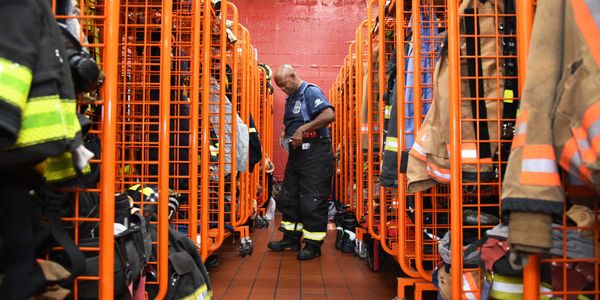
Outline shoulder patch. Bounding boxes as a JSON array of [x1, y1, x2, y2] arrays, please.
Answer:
[[314, 98, 323, 108]]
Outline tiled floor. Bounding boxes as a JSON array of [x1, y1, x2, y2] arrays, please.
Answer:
[[207, 215, 398, 300]]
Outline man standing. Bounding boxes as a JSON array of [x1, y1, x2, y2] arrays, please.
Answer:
[[268, 64, 335, 260]]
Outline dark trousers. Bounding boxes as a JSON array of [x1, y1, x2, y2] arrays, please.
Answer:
[[276, 138, 334, 238]]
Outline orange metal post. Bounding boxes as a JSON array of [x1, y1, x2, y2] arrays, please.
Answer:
[[395, 0, 421, 280], [446, 0, 464, 299], [518, 1, 539, 299], [188, 0, 203, 249], [158, 0, 174, 297], [200, 0, 212, 260], [99, 0, 120, 298]]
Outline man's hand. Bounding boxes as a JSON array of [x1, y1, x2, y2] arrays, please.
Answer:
[[290, 127, 305, 149]]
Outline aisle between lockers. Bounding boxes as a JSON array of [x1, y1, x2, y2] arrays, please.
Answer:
[[208, 214, 398, 300]]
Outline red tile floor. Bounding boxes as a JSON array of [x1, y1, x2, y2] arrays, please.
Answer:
[[207, 215, 398, 299]]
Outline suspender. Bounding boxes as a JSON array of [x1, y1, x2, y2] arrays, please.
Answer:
[[298, 83, 316, 123]]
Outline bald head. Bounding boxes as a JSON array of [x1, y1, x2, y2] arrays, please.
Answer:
[[274, 64, 302, 96]]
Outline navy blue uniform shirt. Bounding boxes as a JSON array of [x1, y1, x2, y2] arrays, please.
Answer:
[[283, 81, 334, 138]]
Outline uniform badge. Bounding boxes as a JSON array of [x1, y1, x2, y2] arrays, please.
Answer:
[[293, 100, 301, 114]]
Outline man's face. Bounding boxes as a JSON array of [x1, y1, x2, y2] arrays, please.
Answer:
[[275, 74, 297, 96]]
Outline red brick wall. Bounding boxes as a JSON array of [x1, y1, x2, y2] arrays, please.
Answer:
[[234, 0, 366, 177]]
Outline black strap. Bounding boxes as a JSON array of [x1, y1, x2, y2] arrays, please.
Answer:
[[399, 150, 409, 174], [464, 9, 492, 159], [44, 192, 86, 281]]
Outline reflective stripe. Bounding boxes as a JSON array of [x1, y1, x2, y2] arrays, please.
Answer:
[[384, 105, 392, 119], [486, 273, 552, 300], [411, 139, 426, 161], [427, 163, 451, 182], [344, 229, 356, 241], [181, 283, 212, 300], [249, 127, 257, 133], [572, 127, 596, 163], [522, 159, 558, 173], [571, 0, 600, 68], [210, 144, 219, 157], [462, 272, 479, 300], [44, 153, 77, 182], [302, 229, 326, 241], [560, 136, 593, 184], [461, 142, 478, 164], [384, 137, 398, 152], [281, 221, 303, 231], [12, 96, 75, 148], [0, 56, 33, 111], [462, 149, 477, 159], [520, 145, 561, 186], [511, 110, 528, 149], [582, 101, 600, 154]]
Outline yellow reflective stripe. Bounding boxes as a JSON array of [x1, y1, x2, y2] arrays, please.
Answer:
[[384, 137, 398, 152], [503, 89, 514, 103], [302, 229, 326, 241], [44, 152, 77, 182], [129, 184, 141, 191], [13, 95, 72, 148], [61, 101, 79, 140], [0, 56, 32, 111], [181, 283, 211, 300], [384, 105, 392, 119], [486, 272, 552, 299], [281, 221, 303, 231], [210, 144, 218, 157], [249, 127, 257, 133]]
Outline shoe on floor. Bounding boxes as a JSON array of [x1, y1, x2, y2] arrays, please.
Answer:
[[297, 241, 321, 260]]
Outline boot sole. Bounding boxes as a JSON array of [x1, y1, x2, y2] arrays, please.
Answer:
[[297, 252, 321, 260], [267, 244, 300, 251]]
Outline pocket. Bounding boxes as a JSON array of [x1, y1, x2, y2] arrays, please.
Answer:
[[554, 57, 600, 189]]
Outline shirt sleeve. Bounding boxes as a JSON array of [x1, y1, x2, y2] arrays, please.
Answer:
[[305, 85, 334, 119]]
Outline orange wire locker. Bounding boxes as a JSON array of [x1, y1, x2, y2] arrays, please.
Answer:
[[51, 0, 119, 298], [114, 0, 180, 295]]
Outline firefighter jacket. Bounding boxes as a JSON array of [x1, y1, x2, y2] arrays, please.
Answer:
[[501, 0, 600, 254], [0, 0, 84, 185], [406, 0, 504, 193]]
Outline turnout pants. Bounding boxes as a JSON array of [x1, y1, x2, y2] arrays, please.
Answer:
[[276, 138, 334, 243]]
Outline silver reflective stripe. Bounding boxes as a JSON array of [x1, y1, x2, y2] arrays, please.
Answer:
[[522, 159, 558, 173], [569, 151, 585, 180], [462, 276, 478, 300], [462, 149, 477, 159], [587, 119, 600, 142], [515, 122, 527, 135], [427, 165, 451, 180], [412, 142, 426, 156], [576, 137, 592, 151], [585, 0, 600, 28]]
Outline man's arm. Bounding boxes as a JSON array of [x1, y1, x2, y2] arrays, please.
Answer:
[[290, 107, 335, 148]]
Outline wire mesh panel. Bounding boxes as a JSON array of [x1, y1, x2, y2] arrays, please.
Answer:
[[444, 0, 520, 298], [52, 0, 119, 298]]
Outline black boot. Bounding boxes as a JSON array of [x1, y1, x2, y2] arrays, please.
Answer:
[[267, 231, 301, 251], [297, 240, 322, 260]]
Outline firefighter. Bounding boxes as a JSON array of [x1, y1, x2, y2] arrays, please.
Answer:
[[268, 64, 335, 260]]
